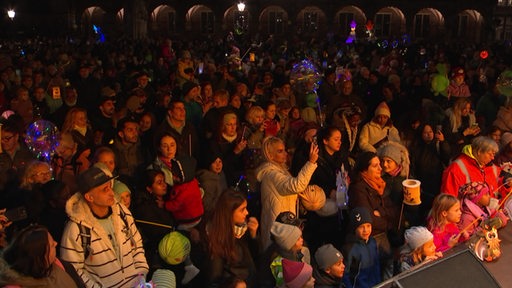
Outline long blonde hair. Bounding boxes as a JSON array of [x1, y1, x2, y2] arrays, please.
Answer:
[[427, 194, 459, 230]]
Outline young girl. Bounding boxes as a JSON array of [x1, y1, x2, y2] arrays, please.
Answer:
[[458, 182, 508, 238], [400, 226, 443, 272], [427, 194, 466, 253]]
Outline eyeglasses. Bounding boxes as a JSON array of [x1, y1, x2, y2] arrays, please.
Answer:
[[1, 135, 15, 141]]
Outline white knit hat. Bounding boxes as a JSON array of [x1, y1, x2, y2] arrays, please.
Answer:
[[404, 226, 433, 250], [271, 221, 302, 250]]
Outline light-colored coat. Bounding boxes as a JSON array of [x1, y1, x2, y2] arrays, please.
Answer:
[[60, 193, 148, 288], [358, 121, 400, 153], [256, 161, 317, 249]]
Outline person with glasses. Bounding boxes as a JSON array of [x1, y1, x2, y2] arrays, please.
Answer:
[[0, 119, 35, 195]]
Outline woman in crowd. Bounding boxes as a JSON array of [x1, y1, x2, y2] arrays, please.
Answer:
[[207, 112, 247, 186], [304, 126, 349, 254], [442, 98, 480, 159], [359, 102, 400, 153], [348, 151, 398, 280], [256, 136, 318, 249], [61, 107, 94, 150], [205, 189, 259, 287], [0, 225, 85, 287], [410, 123, 451, 219]]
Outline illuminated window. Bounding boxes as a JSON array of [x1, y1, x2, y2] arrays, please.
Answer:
[[375, 13, 391, 37], [269, 11, 284, 34]]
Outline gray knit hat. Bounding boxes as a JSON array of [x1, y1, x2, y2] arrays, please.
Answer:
[[377, 141, 410, 177], [270, 221, 302, 250]]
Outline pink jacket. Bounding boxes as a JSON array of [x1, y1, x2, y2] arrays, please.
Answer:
[[431, 223, 462, 253], [459, 199, 508, 237]]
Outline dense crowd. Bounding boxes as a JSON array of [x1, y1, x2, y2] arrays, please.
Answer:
[[0, 33, 512, 288]]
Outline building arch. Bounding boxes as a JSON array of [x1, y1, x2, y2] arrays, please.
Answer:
[[296, 6, 328, 37], [455, 9, 484, 43], [186, 5, 215, 36], [223, 5, 251, 35], [150, 5, 176, 36], [335, 5, 367, 38], [374, 6, 406, 38], [413, 8, 445, 40], [259, 5, 288, 37], [81, 6, 107, 36]]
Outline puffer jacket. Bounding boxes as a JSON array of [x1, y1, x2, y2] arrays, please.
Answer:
[[256, 161, 317, 249]]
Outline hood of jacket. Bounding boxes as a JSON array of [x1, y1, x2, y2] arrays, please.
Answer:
[[0, 258, 48, 287], [256, 161, 288, 182]]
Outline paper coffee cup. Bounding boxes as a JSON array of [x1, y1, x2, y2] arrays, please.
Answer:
[[402, 179, 421, 205]]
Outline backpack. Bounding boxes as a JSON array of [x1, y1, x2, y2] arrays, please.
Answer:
[[77, 204, 132, 259]]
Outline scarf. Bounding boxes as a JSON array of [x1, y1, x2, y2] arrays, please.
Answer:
[[361, 171, 386, 195], [222, 133, 238, 143], [388, 165, 402, 177], [74, 125, 87, 136], [233, 222, 248, 239]]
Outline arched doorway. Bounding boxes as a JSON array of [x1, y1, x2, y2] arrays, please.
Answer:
[[413, 8, 444, 40], [151, 5, 176, 36], [374, 6, 406, 38]]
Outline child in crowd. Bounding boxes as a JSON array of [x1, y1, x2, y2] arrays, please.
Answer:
[[458, 182, 508, 238], [399, 226, 443, 272], [342, 207, 381, 288], [93, 146, 132, 208], [312, 244, 344, 287], [262, 221, 311, 287], [282, 258, 315, 288], [427, 194, 467, 253]]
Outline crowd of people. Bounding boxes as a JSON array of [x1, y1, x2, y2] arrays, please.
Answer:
[[0, 32, 512, 287]]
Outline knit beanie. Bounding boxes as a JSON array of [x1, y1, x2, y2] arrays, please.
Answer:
[[113, 180, 131, 199], [282, 258, 313, 288], [270, 221, 302, 250], [374, 101, 391, 117], [404, 226, 433, 250], [377, 141, 410, 177], [459, 182, 490, 204], [314, 244, 343, 270], [300, 185, 326, 211], [349, 207, 373, 232], [501, 132, 512, 148], [158, 231, 191, 265]]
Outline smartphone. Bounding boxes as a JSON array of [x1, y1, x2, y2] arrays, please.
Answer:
[[4, 206, 28, 222], [312, 135, 318, 146], [198, 62, 204, 74], [436, 125, 442, 133]]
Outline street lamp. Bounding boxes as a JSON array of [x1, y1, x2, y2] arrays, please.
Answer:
[[237, 2, 245, 12], [7, 9, 15, 20]]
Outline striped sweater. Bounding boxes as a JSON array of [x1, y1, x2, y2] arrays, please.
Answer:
[[60, 193, 149, 288]]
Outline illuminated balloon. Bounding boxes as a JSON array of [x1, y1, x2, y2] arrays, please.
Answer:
[[25, 120, 60, 161], [480, 50, 489, 59], [289, 59, 321, 91], [431, 74, 449, 97], [497, 70, 512, 97]]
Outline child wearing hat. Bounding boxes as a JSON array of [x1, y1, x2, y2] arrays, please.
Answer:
[[342, 207, 381, 288], [260, 221, 311, 287], [399, 226, 442, 272], [458, 182, 508, 238], [282, 258, 315, 288], [312, 244, 345, 287]]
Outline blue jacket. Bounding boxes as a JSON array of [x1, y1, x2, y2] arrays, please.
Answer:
[[342, 235, 381, 288]]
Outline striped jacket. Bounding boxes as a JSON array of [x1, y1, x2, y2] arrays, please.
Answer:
[[60, 193, 149, 288]]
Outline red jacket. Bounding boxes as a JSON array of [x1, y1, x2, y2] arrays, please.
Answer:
[[441, 153, 499, 198], [165, 178, 204, 224]]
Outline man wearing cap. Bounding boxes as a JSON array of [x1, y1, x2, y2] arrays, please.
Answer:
[[181, 81, 203, 129], [60, 164, 148, 287], [90, 87, 117, 145]]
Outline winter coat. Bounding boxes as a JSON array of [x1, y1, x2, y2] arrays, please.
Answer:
[[358, 121, 400, 153], [459, 198, 507, 237], [446, 81, 471, 98], [256, 161, 317, 249], [441, 151, 500, 198], [348, 177, 398, 236], [196, 168, 227, 219], [154, 116, 200, 160], [60, 193, 149, 288], [342, 234, 381, 288], [0, 258, 81, 288]]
